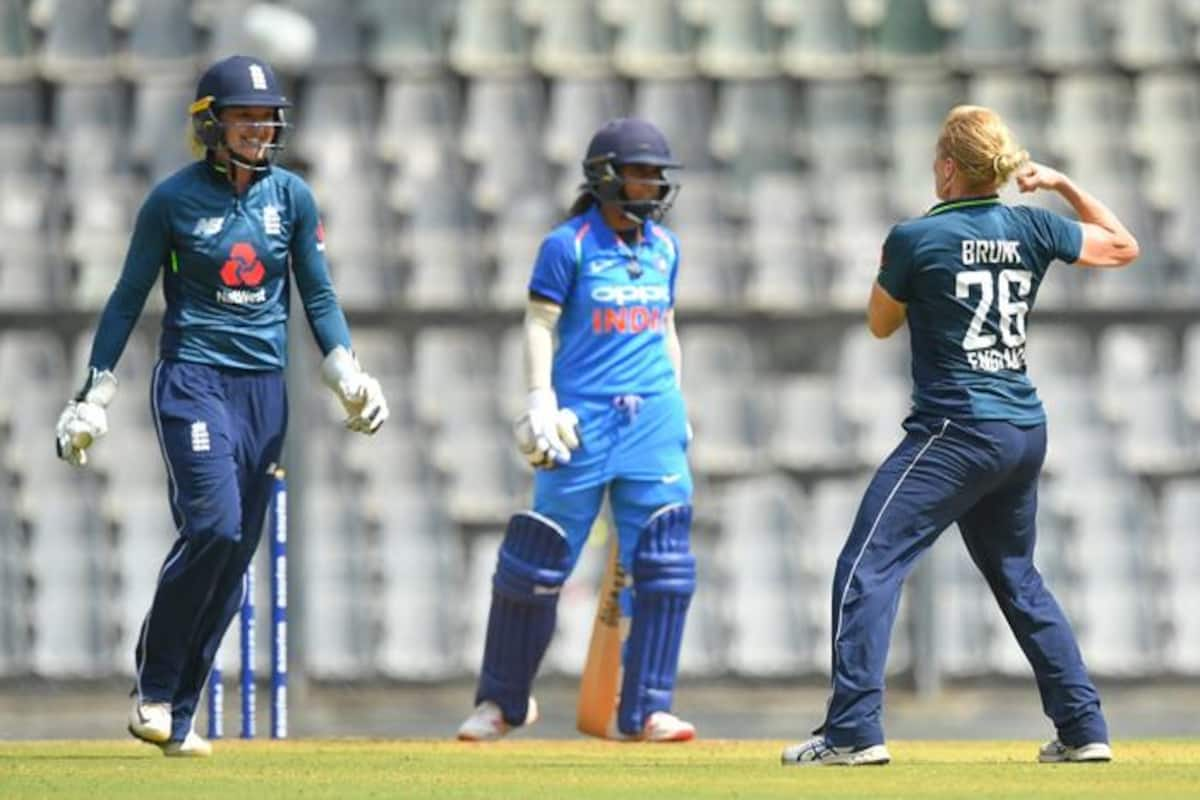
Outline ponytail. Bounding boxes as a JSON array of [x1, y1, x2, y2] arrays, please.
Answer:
[[565, 191, 594, 221], [938, 105, 1029, 191]]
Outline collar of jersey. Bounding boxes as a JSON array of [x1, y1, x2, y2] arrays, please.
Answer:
[[203, 154, 272, 189], [925, 194, 1000, 216], [584, 205, 652, 254]]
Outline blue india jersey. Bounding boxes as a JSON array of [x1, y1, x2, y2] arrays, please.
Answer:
[[528, 205, 680, 398], [876, 195, 1083, 424], [88, 160, 351, 372]]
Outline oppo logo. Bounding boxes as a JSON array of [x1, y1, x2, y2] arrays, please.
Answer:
[[590, 285, 670, 306]]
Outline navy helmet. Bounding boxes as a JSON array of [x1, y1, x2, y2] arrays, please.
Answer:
[[190, 55, 291, 171], [582, 118, 681, 223]]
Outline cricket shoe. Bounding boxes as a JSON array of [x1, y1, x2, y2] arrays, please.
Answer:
[[1038, 739, 1112, 763], [781, 736, 891, 766], [160, 730, 213, 758], [457, 697, 539, 741], [608, 711, 697, 742], [127, 698, 172, 745]]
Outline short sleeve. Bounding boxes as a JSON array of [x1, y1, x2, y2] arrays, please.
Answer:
[[1020, 205, 1083, 266], [876, 224, 916, 303], [527, 233, 576, 304]]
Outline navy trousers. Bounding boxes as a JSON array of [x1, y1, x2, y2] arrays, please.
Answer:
[[822, 414, 1108, 749], [136, 360, 286, 742]]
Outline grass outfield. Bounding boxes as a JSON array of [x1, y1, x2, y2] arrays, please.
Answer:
[[2, 739, 1199, 799]]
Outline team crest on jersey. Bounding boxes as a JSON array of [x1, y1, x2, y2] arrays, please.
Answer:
[[217, 242, 267, 304], [193, 217, 224, 237], [262, 205, 282, 235]]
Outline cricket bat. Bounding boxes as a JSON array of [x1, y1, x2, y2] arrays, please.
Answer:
[[576, 534, 628, 738]]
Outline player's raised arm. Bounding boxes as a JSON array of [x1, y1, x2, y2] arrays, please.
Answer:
[[1015, 162, 1139, 268]]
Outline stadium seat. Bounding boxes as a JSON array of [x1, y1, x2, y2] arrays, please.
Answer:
[[128, 79, 195, 181], [605, 0, 696, 79], [742, 171, 826, 310], [1047, 73, 1132, 157], [543, 78, 629, 167], [691, 0, 777, 80], [25, 491, 107, 677], [0, 80, 41, 164], [301, 486, 375, 679], [1028, 0, 1112, 72], [433, 423, 523, 527], [49, 82, 128, 183], [1160, 480, 1200, 673], [115, 0, 199, 79], [460, 77, 545, 165], [361, 0, 449, 77], [946, 0, 1028, 71], [869, 0, 948, 73], [632, 79, 715, 170], [1113, 378, 1197, 476], [798, 80, 881, 179], [0, 0, 35, 82], [768, 374, 861, 474], [376, 75, 459, 169], [448, 0, 530, 78], [37, 0, 116, 83], [411, 328, 493, 429], [372, 489, 460, 678], [666, 171, 740, 311], [1111, 0, 1192, 70], [108, 485, 174, 675], [1096, 325, 1175, 423], [287, 0, 364, 72], [1182, 326, 1200, 422], [709, 78, 798, 206], [719, 476, 812, 675], [772, 0, 862, 79], [529, 0, 613, 78]]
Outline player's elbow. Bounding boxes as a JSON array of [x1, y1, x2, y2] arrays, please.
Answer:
[[1113, 234, 1140, 267], [867, 315, 898, 339]]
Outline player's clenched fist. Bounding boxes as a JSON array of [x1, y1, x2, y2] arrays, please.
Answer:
[[514, 388, 580, 469], [321, 346, 389, 435], [1015, 161, 1066, 194], [55, 369, 118, 467]]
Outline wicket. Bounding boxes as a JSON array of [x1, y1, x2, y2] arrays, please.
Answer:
[[206, 468, 288, 740]]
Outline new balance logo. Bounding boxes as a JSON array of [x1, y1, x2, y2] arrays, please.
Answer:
[[193, 217, 224, 237], [190, 421, 211, 453]]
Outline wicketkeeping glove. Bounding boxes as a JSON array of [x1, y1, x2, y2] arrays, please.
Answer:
[[55, 368, 118, 467], [321, 346, 389, 435], [513, 388, 581, 469]]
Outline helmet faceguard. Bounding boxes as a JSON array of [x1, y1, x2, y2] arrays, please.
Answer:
[[191, 55, 293, 174], [581, 118, 682, 224]]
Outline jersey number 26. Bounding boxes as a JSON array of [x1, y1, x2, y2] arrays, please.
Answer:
[[956, 269, 1033, 351]]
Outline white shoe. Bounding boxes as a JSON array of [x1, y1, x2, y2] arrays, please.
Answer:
[[781, 736, 891, 766], [457, 697, 539, 741], [609, 711, 697, 742], [127, 698, 172, 745], [161, 730, 213, 758], [1038, 739, 1112, 763]]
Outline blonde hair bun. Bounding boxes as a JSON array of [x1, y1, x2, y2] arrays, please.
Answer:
[[939, 105, 1028, 190]]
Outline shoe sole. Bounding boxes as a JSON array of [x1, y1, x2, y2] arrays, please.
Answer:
[[127, 722, 171, 745]]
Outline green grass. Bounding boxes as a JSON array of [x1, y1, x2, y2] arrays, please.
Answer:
[[2, 739, 1199, 799]]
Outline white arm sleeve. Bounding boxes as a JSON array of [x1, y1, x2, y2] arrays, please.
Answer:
[[524, 297, 562, 392], [664, 309, 682, 387]]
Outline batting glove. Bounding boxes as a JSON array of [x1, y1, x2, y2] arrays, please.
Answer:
[[55, 368, 118, 467], [514, 388, 580, 469], [321, 346, 389, 435]]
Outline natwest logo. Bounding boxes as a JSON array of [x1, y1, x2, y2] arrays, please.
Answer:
[[220, 242, 266, 288], [590, 284, 669, 307]]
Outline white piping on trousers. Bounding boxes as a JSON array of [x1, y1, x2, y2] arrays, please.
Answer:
[[830, 419, 950, 679]]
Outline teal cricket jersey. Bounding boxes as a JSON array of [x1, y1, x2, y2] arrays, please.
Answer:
[[528, 205, 680, 398], [87, 159, 351, 372], [876, 195, 1083, 424]]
